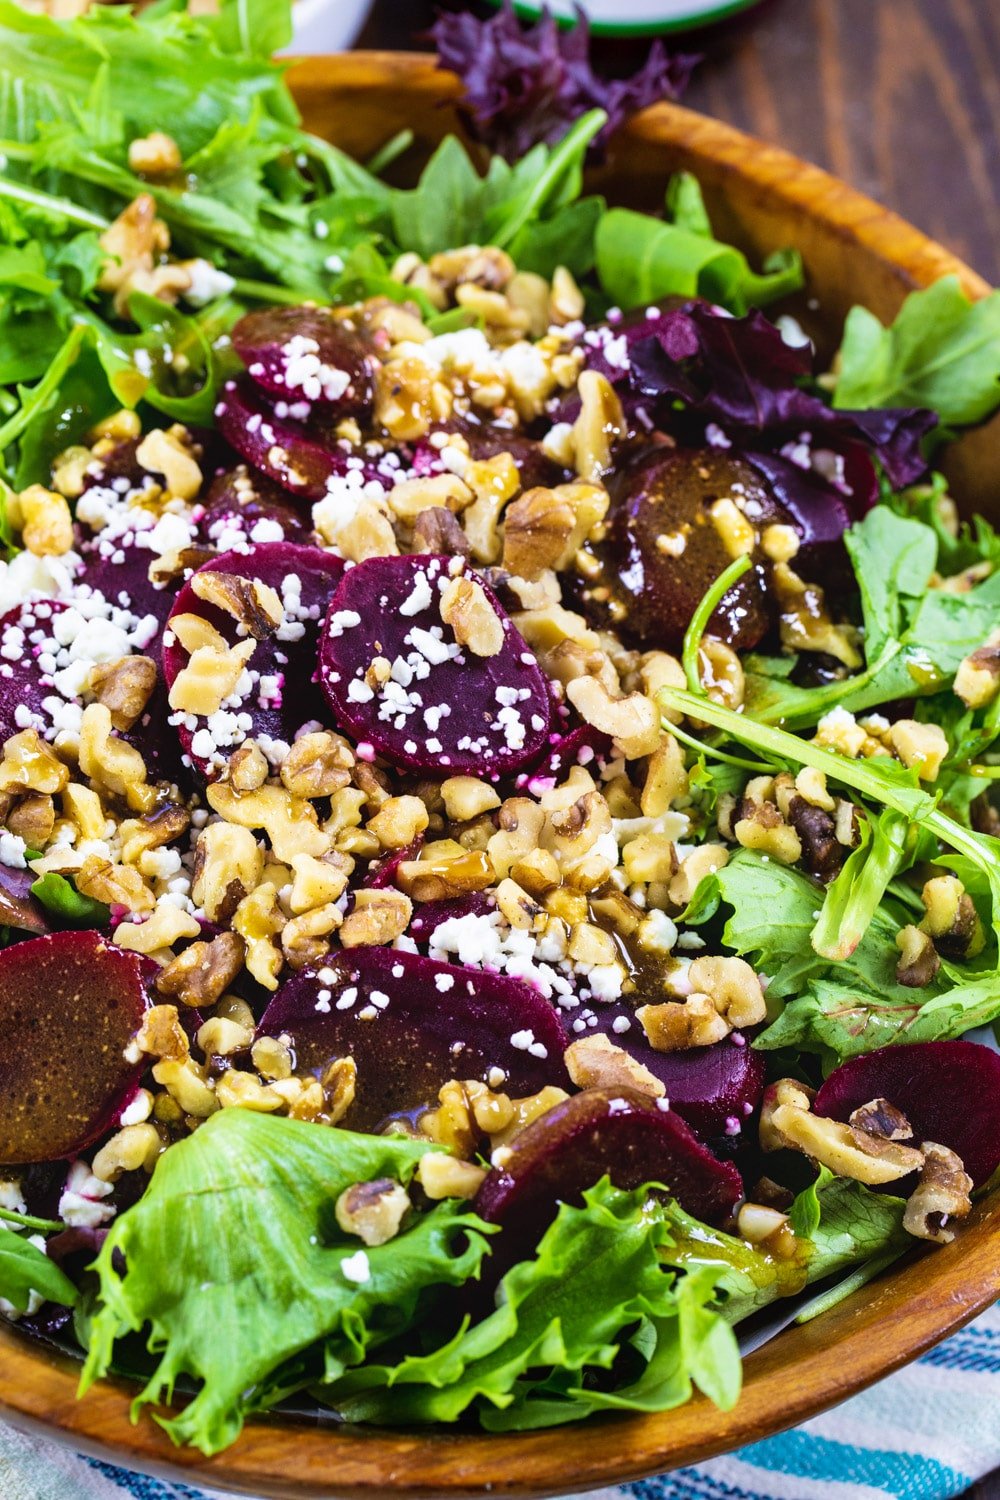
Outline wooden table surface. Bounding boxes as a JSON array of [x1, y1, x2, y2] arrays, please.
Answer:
[[358, 0, 1000, 284], [354, 4, 1000, 1495]]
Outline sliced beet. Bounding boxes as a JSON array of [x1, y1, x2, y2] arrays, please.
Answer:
[[579, 445, 786, 652], [814, 1040, 1000, 1188], [429, 417, 569, 491], [162, 541, 343, 779], [0, 600, 71, 743], [517, 723, 612, 794], [0, 866, 50, 936], [590, 1010, 766, 1139], [216, 377, 369, 503], [199, 467, 316, 550], [408, 893, 496, 944], [318, 553, 551, 777], [0, 930, 149, 1163], [475, 1086, 743, 1258], [362, 837, 424, 891], [233, 305, 377, 419], [255, 945, 570, 1131]]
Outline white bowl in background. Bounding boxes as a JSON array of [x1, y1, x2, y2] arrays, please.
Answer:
[[282, 0, 373, 53], [483, 0, 763, 33]]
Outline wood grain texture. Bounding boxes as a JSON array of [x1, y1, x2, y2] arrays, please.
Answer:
[[357, 0, 1000, 283], [1, 50, 998, 1500]]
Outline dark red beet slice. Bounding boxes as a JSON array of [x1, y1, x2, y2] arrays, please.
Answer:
[[579, 445, 786, 652], [475, 1087, 742, 1255], [318, 553, 551, 777], [216, 377, 377, 503], [362, 837, 424, 890], [517, 723, 612, 794], [589, 1008, 765, 1139], [255, 945, 570, 1131], [0, 930, 149, 1163], [233, 305, 377, 419], [408, 893, 496, 944], [198, 467, 316, 550], [0, 600, 71, 743], [0, 867, 50, 936], [162, 541, 343, 779], [814, 1040, 1000, 1188]]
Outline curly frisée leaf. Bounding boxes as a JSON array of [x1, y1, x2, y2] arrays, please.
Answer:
[[326, 1179, 741, 1429], [81, 1111, 490, 1455]]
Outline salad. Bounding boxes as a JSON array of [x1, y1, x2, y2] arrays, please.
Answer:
[[1, 0, 1000, 1461]]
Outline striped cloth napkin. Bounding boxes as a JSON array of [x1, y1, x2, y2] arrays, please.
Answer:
[[2, 1304, 998, 1500]]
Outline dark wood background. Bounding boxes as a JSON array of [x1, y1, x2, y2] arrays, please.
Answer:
[[355, 2, 1000, 1494], [358, 0, 1000, 285]]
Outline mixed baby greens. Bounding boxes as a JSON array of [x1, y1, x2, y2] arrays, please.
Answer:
[[1, 0, 1000, 1464]]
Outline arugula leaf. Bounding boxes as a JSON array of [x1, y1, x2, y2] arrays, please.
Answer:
[[810, 808, 912, 962], [0, 1225, 78, 1314], [30, 871, 110, 927], [327, 1180, 741, 1429], [835, 276, 1000, 428], [595, 174, 803, 316], [82, 1110, 489, 1456], [746, 508, 1000, 728]]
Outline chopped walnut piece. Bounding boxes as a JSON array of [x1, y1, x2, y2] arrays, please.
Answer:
[[894, 924, 941, 988], [192, 821, 263, 924], [888, 719, 949, 781], [687, 955, 766, 1029], [19, 484, 74, 557], [774, 562, 862, 668], [564, 1034, 665, 1098], [340, 887, 413, 947], [902, 1141, 973, 1244], [288, 850, 352, 914], [226, 741, 269, 793], [566, 675, 660, 759], [115, 904, 201, 956], [439, 574, 505, 657], [128, 131, 182, 178], [76, 855, 154, 914], [734, 797, 802, 865], [638, 993, 731, 1051], [667, 843, 729, 908], [92, 1123, 163, 1183], [279, 730, 355, 799], [848, 1097, 914, 1142], [232, 883, 286, 989], [367, 794, 430, 850], [167, 638, 256, 718], [335, 1178, 411, 1246], [89, 655, 158, 732], [763, 1080, 925, 1185], [156, 931, 246, 1009], [135, 427, 202, 501], [572, 370, 623, 481], [416, 1154, 488, 1200], [281, 902, 342, 969], [918, 875, 985, 959], [190, 569, 284, 639], [79, 704, 154, 812], [412, 506, 473, 558], [397, 848, 495, 903], [6, 791, 54, 846], [386, 473, 471, 522], [207, 781, 331, 862], [0, 729, 69, 796], [954, 631, 1000, 709], [134, 1003, 190, 1064], [502, 486, 576, 581], [98, 194, 172, 314], [321, 1055, 358, 1124]]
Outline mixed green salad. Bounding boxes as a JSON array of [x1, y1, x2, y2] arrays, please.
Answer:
[[1, 0, 1000, 1460]]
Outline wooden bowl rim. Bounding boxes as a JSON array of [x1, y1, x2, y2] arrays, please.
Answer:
[[1, 52, 997, 1499]]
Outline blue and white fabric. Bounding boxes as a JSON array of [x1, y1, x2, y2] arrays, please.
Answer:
[[2, 1303, 998, 1500]]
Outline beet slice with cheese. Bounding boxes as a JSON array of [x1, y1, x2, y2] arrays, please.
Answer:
[[517, 723, 612, 794], [814, 1040, 1000, 1188], [255, 945, 570, 1131], [233, 305, 377, 419], [162, 540, 343, 779], [579, 445, 787, 652], [0, 930, 149, 1163], [408, 893, 496, 944], [0, 599, 73, 743], [198, 467, 317, 550], [216, 377, 383, 503], [588, 1009, 767, 1139], [475, 1086, 743, 1259], [318, 553, 551, 777]]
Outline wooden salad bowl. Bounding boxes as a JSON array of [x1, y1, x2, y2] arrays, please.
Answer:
[[1, 52, 998, 1500]]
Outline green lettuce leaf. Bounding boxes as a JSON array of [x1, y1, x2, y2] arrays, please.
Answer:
[[81, 1110, 490, 1455], [0, 1225, 78, 1314], [835, 275, 1000, 428], [325, 1179, 742, 1430], [30, 869, 109, 927]]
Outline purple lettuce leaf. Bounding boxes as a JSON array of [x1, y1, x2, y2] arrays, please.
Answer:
[[627, 304, 937, 489], [429, 1, 699, 163]]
